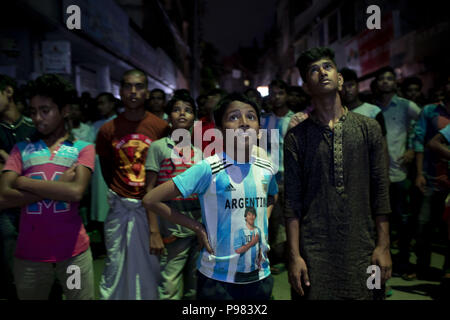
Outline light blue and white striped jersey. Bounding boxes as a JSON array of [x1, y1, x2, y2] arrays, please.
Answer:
[[173, 152, 278, 284], [260, 110, 294, 183]]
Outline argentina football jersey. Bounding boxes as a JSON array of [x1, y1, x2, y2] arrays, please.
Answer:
[[173, 152, 278, 284]]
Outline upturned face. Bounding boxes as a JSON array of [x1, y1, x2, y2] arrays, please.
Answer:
[[221, 100, 260, 152], [169, 100, 195, 130], [304, 58, 343, 96]]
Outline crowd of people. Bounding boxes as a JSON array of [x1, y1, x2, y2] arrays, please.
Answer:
[[0, 46, 448, 300]]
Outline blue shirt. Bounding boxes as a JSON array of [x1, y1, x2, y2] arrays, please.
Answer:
[[173, 152, 278, 284], [413, 103, 450, 190], [378, 95, 421, 182], [260, 110, 294, 183]]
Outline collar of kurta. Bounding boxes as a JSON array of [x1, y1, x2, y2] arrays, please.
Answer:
[[309, 106, 349, 129]]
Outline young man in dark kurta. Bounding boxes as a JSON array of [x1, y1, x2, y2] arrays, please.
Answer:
[[284, 47, 392, 300]]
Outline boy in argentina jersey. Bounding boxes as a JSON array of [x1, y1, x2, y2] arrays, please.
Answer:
[[172, 150, 277, 284], [144, 93, 278, 299]]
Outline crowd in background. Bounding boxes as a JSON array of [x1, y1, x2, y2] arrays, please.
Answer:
[[0, 56, 448, 300]]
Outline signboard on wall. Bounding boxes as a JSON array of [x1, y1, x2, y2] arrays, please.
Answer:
[[357, 13, 394, 75], [42, 41, 71, 74]]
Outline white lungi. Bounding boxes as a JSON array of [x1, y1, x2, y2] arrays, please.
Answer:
[[100, 190, 161, 300]]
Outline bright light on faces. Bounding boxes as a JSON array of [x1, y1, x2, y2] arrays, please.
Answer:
[[257, 86, 269, 97]]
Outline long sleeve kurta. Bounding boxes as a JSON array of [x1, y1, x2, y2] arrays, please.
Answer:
[[284, 110, 391, 300]]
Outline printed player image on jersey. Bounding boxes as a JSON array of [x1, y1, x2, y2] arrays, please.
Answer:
[[173, 152, 278, 284], [233, 206, 266, 282]]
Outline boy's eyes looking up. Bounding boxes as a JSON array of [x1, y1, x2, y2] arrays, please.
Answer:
[[172, 106, 194, 114], [309, 62, 334, 74], [227, 111, 257, 121]]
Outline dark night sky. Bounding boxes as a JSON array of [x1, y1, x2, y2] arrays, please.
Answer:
[[202, 0, 277, 57]]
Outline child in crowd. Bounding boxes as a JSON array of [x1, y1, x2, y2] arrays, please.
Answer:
[[145, 92, 202, 299], [143, 93, 278, 300], [0, 74, 95, 299]]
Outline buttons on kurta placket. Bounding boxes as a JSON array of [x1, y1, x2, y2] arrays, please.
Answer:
[[334, 121, 345, 195]]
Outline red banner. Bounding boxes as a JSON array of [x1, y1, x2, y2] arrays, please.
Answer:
[[357, 13, 394, 75]]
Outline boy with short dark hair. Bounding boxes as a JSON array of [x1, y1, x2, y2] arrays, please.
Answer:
[[144, 93, 278, 300], [285, 47, 391, 300], [0, 74, 95, 300], [97, 69, 169, 300], [146, 92, 202, 299]]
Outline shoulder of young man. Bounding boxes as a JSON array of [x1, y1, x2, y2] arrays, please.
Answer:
[[349, 111, 383, 135], [421, 103, 442, 117], [394, 95, 419, 109]]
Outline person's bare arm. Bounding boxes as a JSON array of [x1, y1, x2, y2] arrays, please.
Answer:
[[371, 215, 392, 284], [0, 171, 43, 210], [143, 179, 213, 253], [145, 171, 164, 256], [267, 194, 277, 219], [0, 149, 9, 171], [15, 165, 92, 202], [286, 217, 310, 296], [415, 152, 426, 193], [99, 156, 113, 187], [235, 232, 259, 254], [426, 133, 450, 160]]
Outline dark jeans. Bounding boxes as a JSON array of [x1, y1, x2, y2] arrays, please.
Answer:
[[0, 210, 19, 299], [268, 183, 287, 265], [389, 180, 411, 265], [414, 189, 447, 272], [196, 272, 273, 300]]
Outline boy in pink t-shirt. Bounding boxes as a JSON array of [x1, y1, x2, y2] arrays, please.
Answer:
[[0, 74, 95, 300]]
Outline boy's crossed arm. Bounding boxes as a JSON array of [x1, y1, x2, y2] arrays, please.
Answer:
[[15, 165, 91, 202], [0, 165, 91, 210], [0, 170, 43, 210]]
